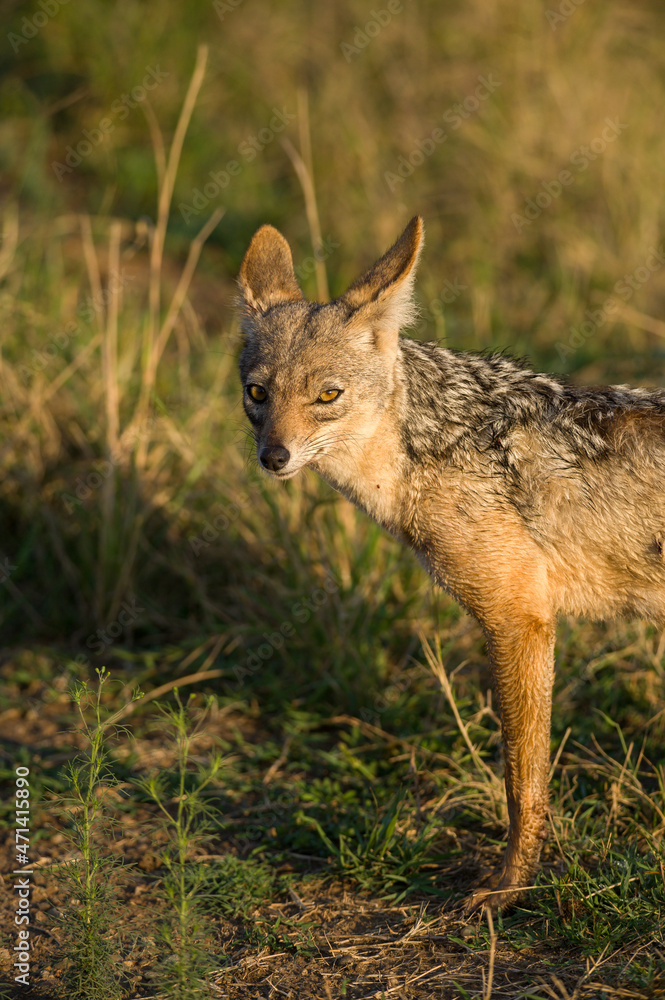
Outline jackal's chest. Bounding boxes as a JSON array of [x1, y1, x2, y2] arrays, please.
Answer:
[[399, 468, 549, 618]]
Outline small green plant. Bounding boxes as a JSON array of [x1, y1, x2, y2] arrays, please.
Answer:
[[196, 852, 316, 955], [497, 841, 665, 993], [54, 666, 141, 1000], [299, 791, 446, 903], [138, 691, 225, 999], [539, 844, 665, 957], [198, 852, 285, 922]]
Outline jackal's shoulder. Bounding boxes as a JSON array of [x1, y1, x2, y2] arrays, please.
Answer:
[[397, 336, 665, 464]]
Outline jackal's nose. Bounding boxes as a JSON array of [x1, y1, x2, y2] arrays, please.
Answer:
[[259, 445, 290, 473]]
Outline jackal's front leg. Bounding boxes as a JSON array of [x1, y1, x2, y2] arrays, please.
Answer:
[[465, 615, 556, 914]]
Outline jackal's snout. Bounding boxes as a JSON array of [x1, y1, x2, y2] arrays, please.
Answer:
[[259, 444, 290, 473]]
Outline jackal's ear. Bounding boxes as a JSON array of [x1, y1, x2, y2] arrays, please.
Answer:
[[238, 225, 305, 315], [341, 216, 424, 355]]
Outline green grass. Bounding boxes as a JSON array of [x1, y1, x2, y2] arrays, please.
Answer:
[[136, 692, 226, 998], [50, 669, 138, 1000], [2, 632, 664, 996]]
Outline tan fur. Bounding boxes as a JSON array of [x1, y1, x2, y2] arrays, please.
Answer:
[[238, 216, 665, 912]]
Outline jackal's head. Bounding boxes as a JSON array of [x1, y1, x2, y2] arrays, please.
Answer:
[[237, 216, 423, 479]]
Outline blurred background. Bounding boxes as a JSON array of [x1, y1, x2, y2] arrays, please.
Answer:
[[2, 0, 665, 699]]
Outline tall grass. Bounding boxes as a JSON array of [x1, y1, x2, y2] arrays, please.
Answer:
[[2, 2, 665, 643]]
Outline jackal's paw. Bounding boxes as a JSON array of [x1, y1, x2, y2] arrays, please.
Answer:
[[462, 872, 527, 916]]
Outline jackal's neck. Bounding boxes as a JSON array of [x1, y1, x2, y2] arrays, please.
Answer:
[[313, 339, 468, 532], [311, 366, 411, 535]]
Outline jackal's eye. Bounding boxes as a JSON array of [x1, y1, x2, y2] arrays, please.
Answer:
[[317, 389, 342, 403], [247, 384, 267, 402]]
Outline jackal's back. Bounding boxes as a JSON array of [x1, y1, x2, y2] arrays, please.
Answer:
[[398, 338, 665, 464], [397, 339, 665, 622]]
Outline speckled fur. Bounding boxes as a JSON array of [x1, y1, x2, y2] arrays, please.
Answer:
[[238, 216, 665, 912]]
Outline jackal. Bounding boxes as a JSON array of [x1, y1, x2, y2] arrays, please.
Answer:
[[238, 216, 665, 912]]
